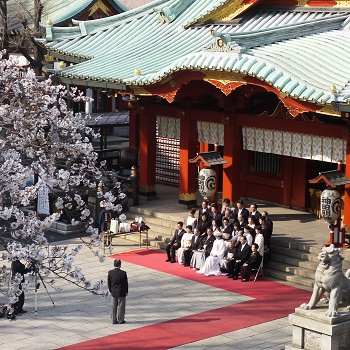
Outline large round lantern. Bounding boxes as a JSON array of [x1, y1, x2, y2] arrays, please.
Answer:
[[198, 167, 216, 198], [320, 189, 341, 224]]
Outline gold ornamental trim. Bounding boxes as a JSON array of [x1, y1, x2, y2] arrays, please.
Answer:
[[89, 0, 112, 17], [133, 87, 152, 96], [198, 0, 253, 23], [139, 184, 156, 193], [317, 105, 341, 117], [179, 192, 197, 201], [297, 0, 350, 6], [203, 71, 247, 84]]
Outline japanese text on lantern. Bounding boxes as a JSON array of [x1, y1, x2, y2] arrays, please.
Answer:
[[321, 197, 332, 222]]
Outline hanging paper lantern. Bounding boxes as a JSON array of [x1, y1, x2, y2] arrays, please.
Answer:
[[198, 168, 217, 198], [320, 189, 341, 224]]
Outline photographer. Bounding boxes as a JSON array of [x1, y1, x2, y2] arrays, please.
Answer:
[[11, 259, 31, 315]]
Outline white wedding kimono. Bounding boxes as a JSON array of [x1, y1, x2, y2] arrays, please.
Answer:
[[177, 232, 193, 264], [197, 238, 226, 276]]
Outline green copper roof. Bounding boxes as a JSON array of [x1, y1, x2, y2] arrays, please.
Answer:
[[8, 0, 127, 32], [38, 0, 350, 105]]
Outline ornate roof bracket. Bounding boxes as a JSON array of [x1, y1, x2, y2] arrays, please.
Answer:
[[155, 0, 196, 23]]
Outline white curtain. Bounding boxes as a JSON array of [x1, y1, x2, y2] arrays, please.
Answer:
[[197, 121, 224, 146], [156, 116, 180, 139], [242, 126, 347, 164]]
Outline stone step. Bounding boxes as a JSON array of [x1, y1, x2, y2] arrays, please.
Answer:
[[264, 268, 314, 289], [129, 206, 185, 223]]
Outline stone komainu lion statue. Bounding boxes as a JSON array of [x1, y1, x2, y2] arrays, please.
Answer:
[[300, 244, 350, 317]]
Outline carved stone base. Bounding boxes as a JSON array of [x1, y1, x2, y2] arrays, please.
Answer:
[[286, 306, 350, 350]]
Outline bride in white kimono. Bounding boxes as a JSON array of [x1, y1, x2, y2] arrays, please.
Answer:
[[197, 231, 226, 276]]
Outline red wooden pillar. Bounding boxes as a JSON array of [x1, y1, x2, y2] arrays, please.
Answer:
[[222, 118, 242, 202], [128, 108, 139, 149], [179, 116, 198, 208], [139, 109, 157, 199], [343, 149, 350, 227]]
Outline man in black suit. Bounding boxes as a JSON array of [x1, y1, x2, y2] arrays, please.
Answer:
[[183, 228, 202, 266], [166, 221, 185, 263], [209, 203, 222, 227], [249, 203, 261, 226], [108, 259, 128, 324], [233, 199, 249, 223], [11, 259, 31, 315], [197, 200, 210, 224], [227, 236, 251, 279]]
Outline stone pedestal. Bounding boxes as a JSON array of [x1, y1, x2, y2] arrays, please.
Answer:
[[286, 305, 350, 350]]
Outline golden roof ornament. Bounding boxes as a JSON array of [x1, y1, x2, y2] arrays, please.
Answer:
[[59, 61, 66, 68], [134, 68, 142, 76], [47, 19, 53, 25], [330, 84, 337, 93]]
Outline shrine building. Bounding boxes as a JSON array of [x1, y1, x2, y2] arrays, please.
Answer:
[[37, 0, 350, 227]]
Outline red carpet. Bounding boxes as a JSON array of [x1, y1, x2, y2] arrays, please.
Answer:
[[59, 249, 311, 350]]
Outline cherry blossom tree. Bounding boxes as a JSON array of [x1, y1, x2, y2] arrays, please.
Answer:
[[0, 52, 124, 317]]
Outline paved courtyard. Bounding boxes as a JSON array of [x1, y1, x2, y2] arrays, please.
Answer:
[[0, 236, 301, 350], [0, 194, 345, 350]]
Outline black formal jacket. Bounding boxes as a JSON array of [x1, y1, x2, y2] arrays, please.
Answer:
[[245, 251, 262, 269], [190, 235, 202, 251], [108, 267, 128, 298], [209, 212, 223, 227], [197, 220, 210, 235], [200, 235, 215, 255], [169, 229, 185, 246], [234, 243, 252, 264], [233, 207, 249, 223], [198, 208, 210, 223], [249, 210, 261, 226]]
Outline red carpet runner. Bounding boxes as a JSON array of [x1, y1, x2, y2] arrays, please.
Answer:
[[60, 249, 311, 350]]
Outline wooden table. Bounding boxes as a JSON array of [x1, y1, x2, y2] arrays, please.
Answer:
[[102, 229, 149, 253]]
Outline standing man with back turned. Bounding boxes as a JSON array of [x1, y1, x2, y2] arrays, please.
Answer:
[[108, 259, 128, 324]]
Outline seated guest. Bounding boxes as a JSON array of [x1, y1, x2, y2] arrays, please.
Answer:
[[243, 226, 253, 246], [197, 231, 226, 276], [166, 221, 185, 263], [183, 228, 202, 267], [190, 228, 215, 270], [221, 217, 232, 241], [231, 222, 243, 245], [186, 208, 197, 231], [197, 213, 210, 236], [177, 225, 194, 265], [254, 225, 265, 258], [240, 243, 262, 282], [227, 236, 251, 279], [220, 241, 237, 274]]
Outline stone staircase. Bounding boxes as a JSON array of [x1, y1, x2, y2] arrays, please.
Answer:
[[265, 239, 350, 289], [122, 207, 350, 290]]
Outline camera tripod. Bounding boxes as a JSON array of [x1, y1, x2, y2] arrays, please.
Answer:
[[33, 271, 55, 316]]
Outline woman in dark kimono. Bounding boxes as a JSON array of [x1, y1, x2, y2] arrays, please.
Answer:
[[240, 243, 262, 281], [196, 213, 210, 236]]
